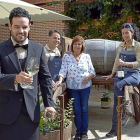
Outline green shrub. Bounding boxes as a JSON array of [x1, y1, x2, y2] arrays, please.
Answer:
[[39, 97, 74, 134]]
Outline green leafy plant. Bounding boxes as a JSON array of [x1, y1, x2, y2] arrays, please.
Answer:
[[62, 0, 140, 41], [39, 97, 74, 134], [46, 0, 77, 5], [102, 90, 112, 99], [63, 98, 74, 127], [101, 90, 113, 103]]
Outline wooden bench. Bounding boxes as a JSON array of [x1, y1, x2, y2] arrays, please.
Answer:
[[92, 75, 114, 85], [92, 75, 114, 91]]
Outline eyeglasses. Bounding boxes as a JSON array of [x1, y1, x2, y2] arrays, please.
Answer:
[[73, 43, 82, 46]]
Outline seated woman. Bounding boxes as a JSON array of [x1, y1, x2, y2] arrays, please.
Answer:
[[56, 35, 96, 140], [102, 23, 140, 138]]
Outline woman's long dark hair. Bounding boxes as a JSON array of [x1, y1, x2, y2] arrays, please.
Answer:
[[121, 23, 139, 41]]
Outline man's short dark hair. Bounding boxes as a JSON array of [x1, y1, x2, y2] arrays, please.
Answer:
[[9, 7, 31, 24], [49, 30, 61, 36]]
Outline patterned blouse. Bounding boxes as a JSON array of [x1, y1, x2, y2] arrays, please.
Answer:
[[59, 53, 96, 89]]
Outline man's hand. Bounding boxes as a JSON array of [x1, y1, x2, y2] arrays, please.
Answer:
[[64, 51, 71, 55], [55, 81, 62, 87], [16, 71, 33, 84], [44, 107, 56, 118], [52, 80, 57, 88], [52, 80, 62, 88]]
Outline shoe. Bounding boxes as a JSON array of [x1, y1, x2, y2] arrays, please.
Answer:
[[74, 133, 81, 140], [122, 116, 130, 127], [81, 133, 88, 140], [106, 129, 117, 138]]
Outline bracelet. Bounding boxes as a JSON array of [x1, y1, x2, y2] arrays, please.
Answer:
[[111, 74, 115, 77], [124, 62, 126, 66]]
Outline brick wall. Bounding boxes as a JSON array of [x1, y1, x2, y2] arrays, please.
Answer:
[[0, 25, 10, 42], [0, 3, 69, 47]]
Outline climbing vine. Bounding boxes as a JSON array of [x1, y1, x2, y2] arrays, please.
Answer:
[[46, 0, 76, 5], [62, 0, 140, 41]]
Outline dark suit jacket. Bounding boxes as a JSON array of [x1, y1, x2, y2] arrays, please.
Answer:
[[0, 38, 54, 125]]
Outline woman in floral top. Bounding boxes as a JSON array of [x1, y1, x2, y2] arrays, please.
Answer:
[[57, 35, 96, 140]]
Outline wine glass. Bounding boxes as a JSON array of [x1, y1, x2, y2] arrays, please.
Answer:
[[20, 57, 40, 89]]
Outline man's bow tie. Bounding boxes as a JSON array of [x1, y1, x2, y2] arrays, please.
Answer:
[[15, 44, 28, 50]]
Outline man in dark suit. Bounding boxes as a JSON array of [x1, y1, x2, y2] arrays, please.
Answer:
[[0, 7, 56, 140]]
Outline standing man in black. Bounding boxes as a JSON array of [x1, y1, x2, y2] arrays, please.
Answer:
[[0, 7, 56, 140]]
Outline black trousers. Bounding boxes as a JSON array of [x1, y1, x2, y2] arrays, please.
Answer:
[[0, 99, 39, 140]]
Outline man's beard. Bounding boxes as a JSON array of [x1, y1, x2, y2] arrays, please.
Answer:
[[11, 31, 27, 43]]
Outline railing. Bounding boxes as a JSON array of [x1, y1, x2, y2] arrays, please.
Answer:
[[52, 82, 67, 140]]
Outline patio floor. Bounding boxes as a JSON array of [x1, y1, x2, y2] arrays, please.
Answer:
[[71, 85, 140, 140]]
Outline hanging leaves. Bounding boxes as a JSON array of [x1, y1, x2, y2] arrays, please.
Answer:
[[62, 0, 140, 40]]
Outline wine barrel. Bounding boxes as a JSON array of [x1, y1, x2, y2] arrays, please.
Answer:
[[84, 39, 122, 75], [68, 39, 122, 75]]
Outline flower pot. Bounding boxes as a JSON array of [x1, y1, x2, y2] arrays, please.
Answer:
[[101, 98, 111, 109], [40, 122, 72, 140]]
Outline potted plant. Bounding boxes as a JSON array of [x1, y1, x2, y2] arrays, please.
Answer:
[[39, 97, 74, 140], [101, 90, 112, 109]]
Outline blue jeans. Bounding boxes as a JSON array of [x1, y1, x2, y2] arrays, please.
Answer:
[[68, 87, 90, 133], [112, 72, 140, 130]]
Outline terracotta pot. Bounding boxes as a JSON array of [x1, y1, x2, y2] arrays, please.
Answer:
[[101, 98, 111, 109], [40, 123, 72, 140]]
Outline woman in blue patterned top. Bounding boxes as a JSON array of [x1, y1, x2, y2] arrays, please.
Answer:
[[56, 35, 96, 140]]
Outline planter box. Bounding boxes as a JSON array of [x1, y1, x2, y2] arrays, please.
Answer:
[[101, 98, 111, 109], [40, 123, 72, 140]]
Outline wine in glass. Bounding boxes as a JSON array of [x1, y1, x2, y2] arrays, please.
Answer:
[[20, 57, 40, 89]]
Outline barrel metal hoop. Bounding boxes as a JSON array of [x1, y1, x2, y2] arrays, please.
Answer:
[[104, 40, 108, 74], [84, 40, 87, 53], [69, 42, 72, 52], [115, 41, 119, 56]]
